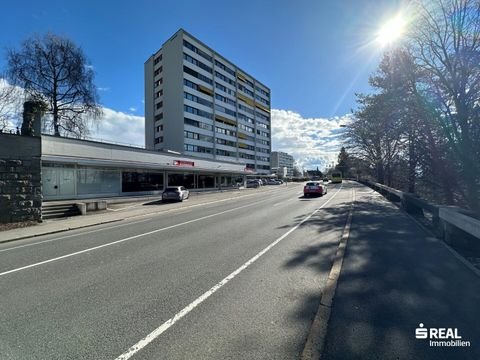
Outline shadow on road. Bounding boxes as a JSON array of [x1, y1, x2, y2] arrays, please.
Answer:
[[283, 189, 480, 359]]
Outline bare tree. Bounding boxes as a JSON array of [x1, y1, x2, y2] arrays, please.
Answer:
[[0, 77, 22, 131], [410, 0, 480, 213], [6, 33, 102, 137]]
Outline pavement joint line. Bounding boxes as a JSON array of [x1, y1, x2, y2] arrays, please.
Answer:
[[114, 185, 345, 360], [0, 191, 304, 278], [301, 185, 354, 360]]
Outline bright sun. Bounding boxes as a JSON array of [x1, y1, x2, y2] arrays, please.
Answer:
[[377, 15, 406, 46]]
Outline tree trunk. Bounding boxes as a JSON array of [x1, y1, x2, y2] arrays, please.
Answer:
[[408, 133, 416, 193]]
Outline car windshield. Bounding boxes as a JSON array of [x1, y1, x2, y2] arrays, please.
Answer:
[[164, 187, 179, 192]]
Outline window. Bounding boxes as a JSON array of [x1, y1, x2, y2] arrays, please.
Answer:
[[77, 167, 121, 194], [255, 95, 269, 106], [239, 123, 254, 133], [185, 92, 213, 108], [256, 111, 269, 122], [216, 149, 236, 157], [184, 144, 213, 154], [214, 60, 235, 76], [184, 105, 213, 119], [154, 66, 162, 76], [216, 138, 236, 147], [184, 117, 213, 131], [215, 104, 236, 117], [238, 113, 255, 125], [239, 152, 255, 160], [238, 84, 254, 97], [215, 93, 236, 106], [155, 113, 163, 121], [184, 79, 198, 90], [238, 103, 255, 115], [156, 101, 163, 110], [216, 126, 236, 137], [122, 171, 164, 192], [184, 53, 213, 73], [183, 40, 212, 62], [184, 66, 213, 85], [215, 71, 236, 86], [255, 86, 269, 98], [154, 54, 162, 65]]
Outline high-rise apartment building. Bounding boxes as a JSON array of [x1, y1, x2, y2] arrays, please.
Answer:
[[271, 151, 294, 177], [145, 29, 271, 174]]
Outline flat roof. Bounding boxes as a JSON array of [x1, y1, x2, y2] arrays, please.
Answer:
[[147, 28, 270, 91]]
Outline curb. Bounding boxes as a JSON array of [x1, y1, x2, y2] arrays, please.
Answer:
[[301, 188, 355, 360], [0, 219, 123, 245]]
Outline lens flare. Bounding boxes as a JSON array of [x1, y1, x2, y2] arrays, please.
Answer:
[[377, 15, 406, 46]]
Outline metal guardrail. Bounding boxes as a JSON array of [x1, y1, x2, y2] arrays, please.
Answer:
[[360, 180, 480, 249]]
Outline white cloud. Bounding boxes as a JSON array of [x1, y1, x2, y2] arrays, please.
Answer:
[[1, 78, 348, 170], [97, 87, 110, 92], [128, 107, 137, 112], [89, 107, 144, 148], [271, 109, 351, 171]]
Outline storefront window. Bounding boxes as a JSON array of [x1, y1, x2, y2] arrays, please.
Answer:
[[77, 167, 121, 195], [122, 172, 164, 192], [197, 174, 215, 188], [167, 173, 195, 188]]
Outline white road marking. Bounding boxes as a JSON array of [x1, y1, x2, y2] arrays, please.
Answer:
[[0, 218, 153, 253], [0, 192, 303, 277], [115, 185, 344, 360], [0, 187, 294, 252]]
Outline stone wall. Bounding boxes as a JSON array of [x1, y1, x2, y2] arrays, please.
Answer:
[[0, 134, 42, 223]]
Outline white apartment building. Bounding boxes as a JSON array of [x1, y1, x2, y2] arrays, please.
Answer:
[[145, 29, 272, 174], [271, 151, 294, 177]]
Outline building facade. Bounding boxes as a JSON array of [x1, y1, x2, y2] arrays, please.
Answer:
[[145, 29, 272, 174], [37, 135, 248, 200], [270, 151, 294, 177]]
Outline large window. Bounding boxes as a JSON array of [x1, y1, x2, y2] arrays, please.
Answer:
[[77, 167, 121, 195], [167, 173, 195, 188], [197, 175, 215, 188], [122, 171, 164, 192]]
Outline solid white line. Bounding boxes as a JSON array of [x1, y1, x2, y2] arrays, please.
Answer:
[[0, 218, 153, 254], [115, 185, 344, 360], [0, 196, 289, 277], [0, 188, 289, 253]]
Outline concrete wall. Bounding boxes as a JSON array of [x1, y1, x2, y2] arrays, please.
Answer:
[[0, 134, 42, 223]]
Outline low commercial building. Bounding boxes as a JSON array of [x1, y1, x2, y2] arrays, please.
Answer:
[[41, 135, 248, 200]]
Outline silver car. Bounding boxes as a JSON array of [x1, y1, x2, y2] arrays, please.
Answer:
[[162, 186, 190, 202]]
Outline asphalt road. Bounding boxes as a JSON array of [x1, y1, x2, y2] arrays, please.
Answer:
[[0, 182, 353, 359]]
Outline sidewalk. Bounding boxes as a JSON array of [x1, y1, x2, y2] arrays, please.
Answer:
[[322, 186, 480, 360]]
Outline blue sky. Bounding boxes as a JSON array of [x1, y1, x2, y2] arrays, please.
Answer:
[[0, 0, 404, 169]]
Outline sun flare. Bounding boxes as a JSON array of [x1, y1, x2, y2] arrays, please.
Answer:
[[377, 15, 406, 46]]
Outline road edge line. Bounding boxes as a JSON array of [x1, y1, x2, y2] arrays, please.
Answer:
[[301, 187, 355, 360]]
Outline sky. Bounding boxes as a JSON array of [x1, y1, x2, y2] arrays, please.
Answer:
[[0, 0, 405, 171]]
